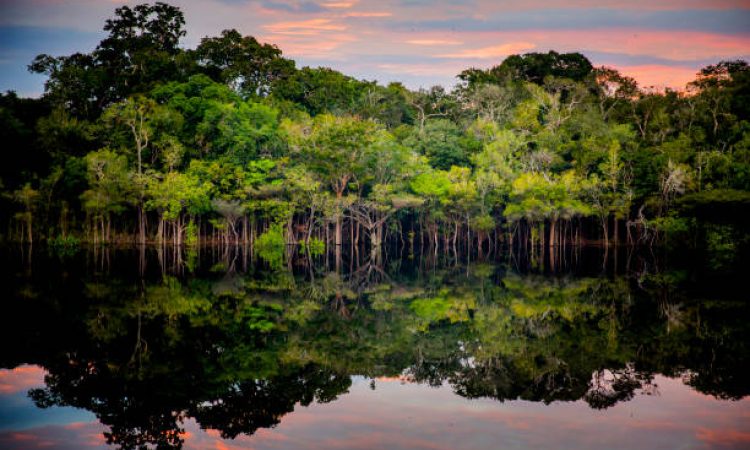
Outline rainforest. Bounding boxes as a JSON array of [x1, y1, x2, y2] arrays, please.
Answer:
[[1, 2, 749, 450], [1, 2, 748, 258]]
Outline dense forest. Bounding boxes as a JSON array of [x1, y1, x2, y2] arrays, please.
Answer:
[[2, 2, 749, 258]]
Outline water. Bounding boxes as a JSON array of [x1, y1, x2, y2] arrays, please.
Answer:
[[1, 245, 748, 449]]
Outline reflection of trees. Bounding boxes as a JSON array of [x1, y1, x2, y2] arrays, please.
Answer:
[[584, 366, 657, 409], [193, 365, 350, 439], [1, 248, 748, 448]]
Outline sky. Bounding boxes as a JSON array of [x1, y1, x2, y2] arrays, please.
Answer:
[[1, 0, 749, 97]]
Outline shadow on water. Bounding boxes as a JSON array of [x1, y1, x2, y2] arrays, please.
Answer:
[[1, 243, 748, 449]]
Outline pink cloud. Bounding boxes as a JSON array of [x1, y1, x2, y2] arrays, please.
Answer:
[[397, 29, 750, 63], [439, 0, 750, 13], [321, 1, 357, 8], [0, 422, 107, 450], [0, 365, 45, 394], [406, 39, 464, 46], [263, 32, 357, 58], [617, 65, 699, 89], [696, 427, 750, 447], [344, 12, 393, 18], [265, 18, 348, 36], [438, 42, 537, 59]]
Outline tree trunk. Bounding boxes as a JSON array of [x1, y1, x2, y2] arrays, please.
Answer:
[[26, 215, 33, 243], [602, 217, 609, 247], [549, 219, 556, 250], [137, 205, 146, 245]]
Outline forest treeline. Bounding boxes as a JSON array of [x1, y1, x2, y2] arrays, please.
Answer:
[[2, 2, 749, 255]]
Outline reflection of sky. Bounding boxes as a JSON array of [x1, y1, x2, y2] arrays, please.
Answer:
[[0, 365, 99, 448], [1, 368, 748, 449], [1, 0, 749, 96]]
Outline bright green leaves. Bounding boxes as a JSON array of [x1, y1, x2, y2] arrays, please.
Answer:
[[505, 171, 591, 223], [409, 288, 476, 330], [290, 114, 381, 192], [255, 224, 286, 269], [146, 171, 212, 221], [81, 148, 133, 218], [410, 170, 452, 202], [244, 304, 280, 333]]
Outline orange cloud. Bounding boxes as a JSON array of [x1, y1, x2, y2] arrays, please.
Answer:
[[616, 64, 699, 89], [265, 32, 357, 58], [345, 12, 392, 17], [322, 1, 356, 8], [696, 427, 750, 447], [459, 0, 750, 13], [265, 18, 347, 36], [584, 29, 750, 61], [438, 42, 537, 59]]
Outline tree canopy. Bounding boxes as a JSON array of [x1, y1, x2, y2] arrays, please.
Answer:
[[2, 2, 748, 257]]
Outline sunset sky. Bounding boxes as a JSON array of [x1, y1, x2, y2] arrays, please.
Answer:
[[1, 0, 749, 96]]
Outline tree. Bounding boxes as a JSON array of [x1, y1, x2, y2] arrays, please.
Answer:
[[459, 51, 593, 87], [146, 171, 211, 245], [11, 183, 40, 243], [30, 2, 188, 115], [196, 100, 280, 163], [403, 119, 475, 170], [348, 134, 423, 256], [406, 86, 456, 133], [81, 148, 133, 243], [195, 29, 295, 98], [271, 67, 370, 116], [410, 169, 453, 248], [287, 114, 381, 247], [102, 95, 181, 243], [592, 67, 638, 122]]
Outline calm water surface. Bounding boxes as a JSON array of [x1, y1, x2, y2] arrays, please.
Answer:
[[1, 246, 748, 449]]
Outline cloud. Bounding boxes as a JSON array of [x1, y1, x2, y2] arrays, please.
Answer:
[[387, 8, 750, 35], [481, 0, 750, 10], [616, 64, 701, 89], [321, 1, 356, 8], [406, 39, 463, 46], [265, 18, 347, 35], [0, 365, 45, 394], [344, 12, 393, 17], [1, 0, 748, 94], [695, 427, 750, 447], [261, 1, 326, 13], [377, 62, 464, 77], [438, 42, 536, 59], [264, 31, 356, 58]]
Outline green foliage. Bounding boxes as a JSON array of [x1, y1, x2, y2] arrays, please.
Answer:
[[2, 1, 748, 249], [197, 100, 280, 163], [403, 119, 474, 170], [48, 235, 81, 257], [300, 237, 325, 256], [460, 51, 593, 87], [195, 29, 295, 99], [255, 224, 285, 268], [185, 219, 198, 246], [146, 171, 211, 220]]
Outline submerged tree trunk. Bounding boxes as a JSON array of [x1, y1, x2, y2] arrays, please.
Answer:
[[137, 205, 146, 245]]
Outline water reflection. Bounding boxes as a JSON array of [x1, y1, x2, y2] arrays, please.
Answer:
[[0, 245, 748, 449]]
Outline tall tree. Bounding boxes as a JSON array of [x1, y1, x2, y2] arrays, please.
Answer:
[[195, 29, 295, 99]]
